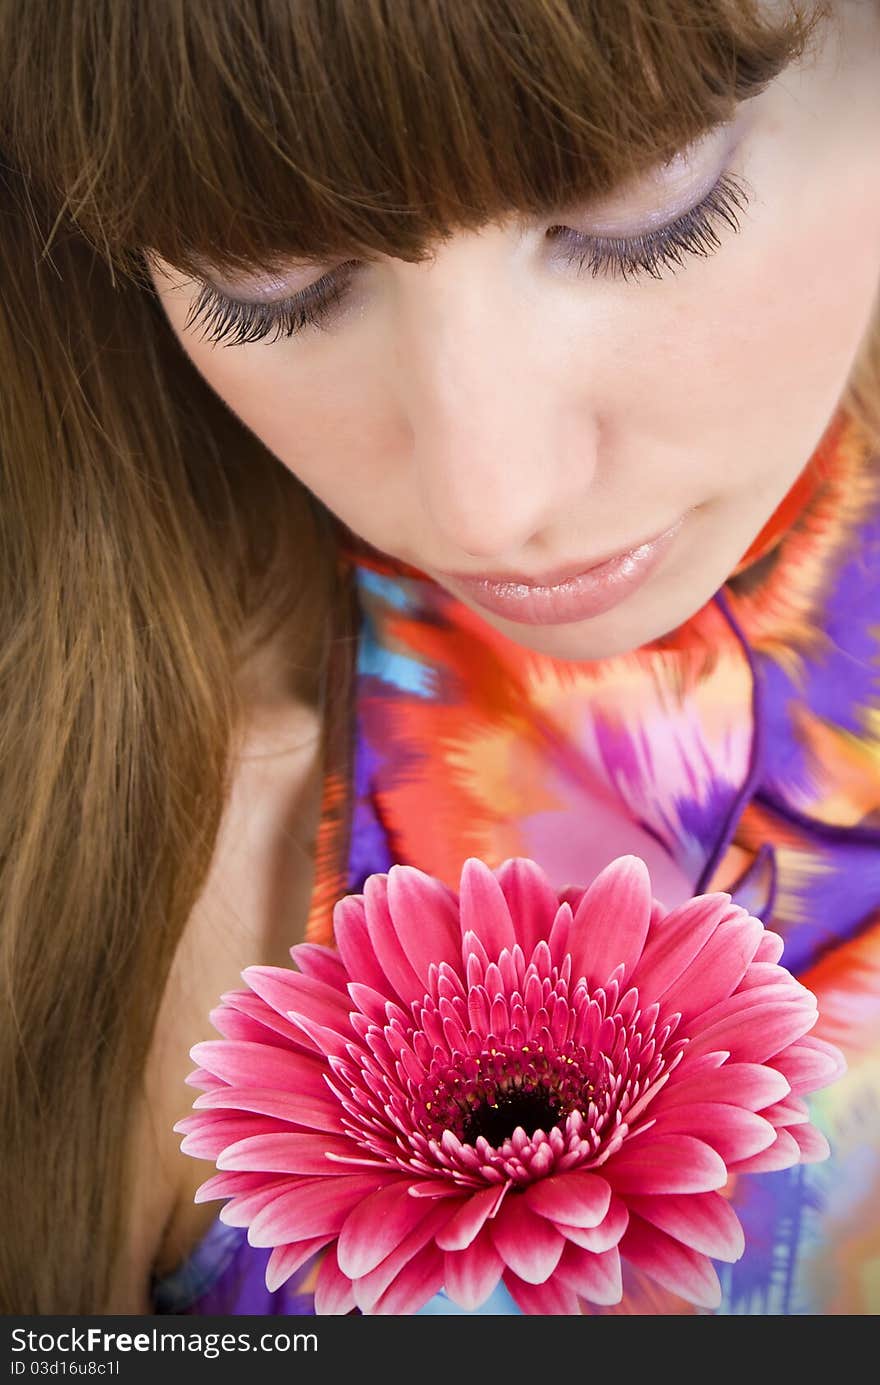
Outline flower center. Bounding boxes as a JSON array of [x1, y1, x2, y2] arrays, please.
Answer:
[[460, 1083, 564, 1147], [416, 1041, 601, 1149]]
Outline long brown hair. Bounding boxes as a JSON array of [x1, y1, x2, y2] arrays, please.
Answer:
[[1, 0, 873, 1313]]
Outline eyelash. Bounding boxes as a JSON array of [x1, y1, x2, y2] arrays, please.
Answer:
[[184, 169, 753, 349]]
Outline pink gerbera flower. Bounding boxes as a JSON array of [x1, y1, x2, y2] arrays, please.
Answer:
[[176, 855, 844, 1314]]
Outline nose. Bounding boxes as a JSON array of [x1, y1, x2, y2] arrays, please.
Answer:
[[395, 249, 597, 562]]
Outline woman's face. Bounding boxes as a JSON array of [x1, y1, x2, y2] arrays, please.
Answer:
[[149, 1, 880, 661]]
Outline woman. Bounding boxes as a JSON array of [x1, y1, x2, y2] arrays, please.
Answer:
[[1, 0, 879, 1314]]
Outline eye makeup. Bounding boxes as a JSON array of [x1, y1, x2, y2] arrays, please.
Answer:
[[182, 163, 753, 350]]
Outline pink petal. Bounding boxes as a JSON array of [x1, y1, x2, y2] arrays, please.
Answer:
[[386, 865, 462, 984], [363, 873, 426, 1005], [787, 1122, 831, 1163], [555, 1194, 630, 1252], [649, 1102, 776, 1163], [621, 1213, 722, 1309], [435, 1184, 508, 1251], [753, 930, 785, 963], [371, 1243, 446, 1315], [208, 1002, 303, 1050], [189, 1040, 323, 1090], [495, 858, 561, 957], [767, 1036, 846, 1093], [656, 915, 764, 1022], [524, 1171, 612, 1229], [683, 1002, 817, 1065], [547, 901, 572, 959], [490, 1194, 565, 1284], [219, 1177, 300, 1228], [184, 1066, 228, 1091], [332, 894, 391, 996], [313, 1246, 356, 1314], [443, 1235, 505, 1312], [606, 1134, 728, 1195], [503, 1271, 580, 1315], [179, 1113, 287, 1160], [726, 1128, 801, 1174], [243, 966, 355, 1036], [627, 1192, 745, 1262], [192, 1084, 343, 1133], [737, 961, 790, 991], [288, 941, 349, 992], [459, 858, 517, 957], [337, 1180, 439, 1279], [352, 1201, 453, 1312], [655, 1062, 790, 1114], [555, 1243, 623, 1306], [569, 855, 653, 988], [194, 1170, 282, 1205], [631, 893, 731, 999], [760, 1096, 810, 1128], [266, 1236, 335, 1293], [216, 1131, 367, 1174], [247, 1172, 395, 1246]]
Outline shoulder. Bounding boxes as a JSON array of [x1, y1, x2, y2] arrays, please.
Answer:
[[128, 696, 326, 1306]]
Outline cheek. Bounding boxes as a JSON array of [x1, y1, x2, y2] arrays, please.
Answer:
[[179, 328, 388, 504]]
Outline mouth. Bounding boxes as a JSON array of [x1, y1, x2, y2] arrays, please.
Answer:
[[433, 517, 687, 626]]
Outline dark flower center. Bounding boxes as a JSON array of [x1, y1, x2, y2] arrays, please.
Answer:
[[460, 1085, 564, 1147]]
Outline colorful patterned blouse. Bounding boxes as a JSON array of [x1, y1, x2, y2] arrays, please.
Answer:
[[151, 401, 880, 1314]]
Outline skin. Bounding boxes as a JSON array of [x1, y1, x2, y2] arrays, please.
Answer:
[[149, 1, 880, 663]]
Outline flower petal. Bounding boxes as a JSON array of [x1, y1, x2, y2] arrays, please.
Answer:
[[682, 1001, 817, 1065], [626, 1192, 745, 1262], [555, 1243, 623, 1306], [631, 893, 731, 999], [189, 1040, 322, 1090], [337, 1180, 440, 1279], [655, 915, 764, 1022], [332, 894, 390, 996], [524, 1171, 612, 1229], [219, 1177, 300, 1228], [443, 1235, 506, 1312], [459, 858, 517, 957], [649, 1102, 776, 1164], [216, 1132, 367, 1174], [386, 865, 462, 984], [503, 1271, 580, 1315], [787, 1122, 831, 1163], [605, 1134, 728, 1195], [726, 1128, 801, 1174], [654, 1062, 790, 1114], [352, 1200, 455, 1312], [362, 873, 427, 1005], [243, 967, 355, 1037], [490, 1194, 566, 1284], [767, 1036, 846, 1092], [208, 1000, 304, 1050], [555, 1195, 630, 1253], [193, 1170, 271, 1205], [569, 855, 653, 988], [495, 858, 561, 957], [247, 1172, 395, 1246], [192, 1084, 344, 1133], [287, 941, 349, 992], [371, 1243, 446, 1315], [434, 1184, 508, 1251], [313, 1247, 356, 1314], [266, 1236, 335, 1294], [621, 1213, 722, 1310]]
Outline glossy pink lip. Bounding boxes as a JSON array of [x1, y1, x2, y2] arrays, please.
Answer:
[[435, 517, 686, 625]]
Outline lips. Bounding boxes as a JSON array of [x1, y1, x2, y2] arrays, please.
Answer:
[[433, 517, 686, 626]]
